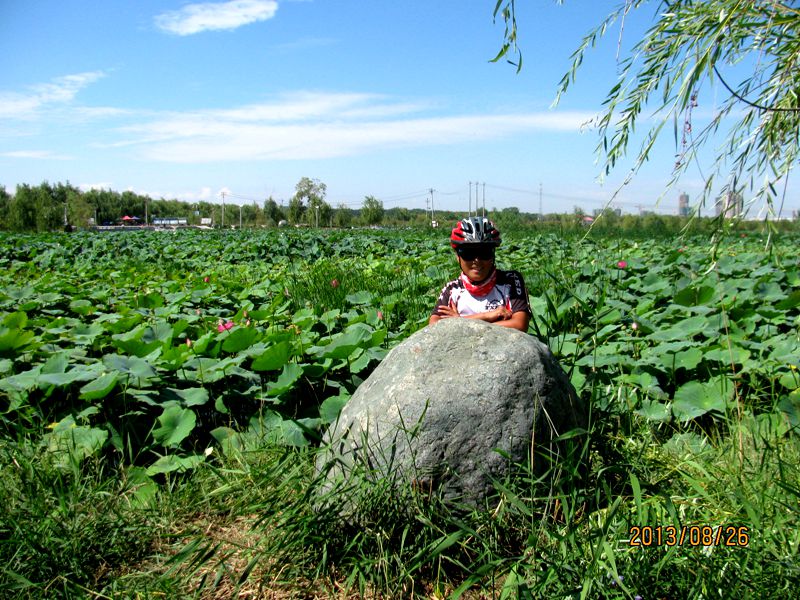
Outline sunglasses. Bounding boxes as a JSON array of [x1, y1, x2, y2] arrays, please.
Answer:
[[457, 246, 495, 261]]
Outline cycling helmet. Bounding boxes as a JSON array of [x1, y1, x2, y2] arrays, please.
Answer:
[[450, 217, 501, 248]]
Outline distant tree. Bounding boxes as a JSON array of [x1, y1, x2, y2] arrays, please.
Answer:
[[6, 182, 78, 231], [361, 195, 384, 225], [264, 197, 285, 225], [250, 202, 267, 227], [494, 206, 520, 230], [393, 207, 411, 224], [291, 177, 328, 226], [67, 188, 93, 228], [240, 203, 260, 227], [288, 196, 305, 225], [84, 188, 120, 225], [334, 203, 352, 228], [0, 186, 10, 229], [319, 201, 333, 227], [6, 184, 34, 231]]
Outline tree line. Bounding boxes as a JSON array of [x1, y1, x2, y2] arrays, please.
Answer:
[[0, 178, 388, 232], [1, 179, 797, 236]]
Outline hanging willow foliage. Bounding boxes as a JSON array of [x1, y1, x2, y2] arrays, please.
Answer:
[[493, 0, 800, 223]]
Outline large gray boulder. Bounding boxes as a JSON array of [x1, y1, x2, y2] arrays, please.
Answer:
[[315, 318, 583, 511]]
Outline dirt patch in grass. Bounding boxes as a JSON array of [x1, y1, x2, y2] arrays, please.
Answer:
[[114, 510, 503, 599]]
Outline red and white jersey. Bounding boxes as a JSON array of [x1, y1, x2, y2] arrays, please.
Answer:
[[432, 269, 532, 317]]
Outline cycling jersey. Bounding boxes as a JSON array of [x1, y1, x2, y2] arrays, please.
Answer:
[[432, 269, 532, 318]]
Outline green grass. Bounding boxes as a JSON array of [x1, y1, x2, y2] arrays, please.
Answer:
[[3, 406, 798, 598]]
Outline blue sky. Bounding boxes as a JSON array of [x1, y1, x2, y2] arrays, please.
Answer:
[[1, 0, 796, 217]]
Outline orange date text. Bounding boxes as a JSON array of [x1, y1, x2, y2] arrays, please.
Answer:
[[628, 525, 750, 547]]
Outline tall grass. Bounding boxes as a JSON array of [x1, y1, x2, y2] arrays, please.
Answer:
[[2, 400, 798, 598], [0, 439, 157, 598]]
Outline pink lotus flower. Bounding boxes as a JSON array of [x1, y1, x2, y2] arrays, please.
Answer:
[[377, 310, 383, 320], [616, 260, 628, 269], [217, 320, 234, 332], [203, 276, 210, 283], [185, 338, 192, 347], [330, 278, 340, 288]]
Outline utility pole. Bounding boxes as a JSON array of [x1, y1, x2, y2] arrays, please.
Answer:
[[145, 197, 148, 226], [539, 183, 543, 220], [221, 191, 226, 228], [239, 204, 243, 229], [429, 188, 435, 226], [468, 181, 472, 215], [315, 204, 319, 228], [482, 182, 486, 217]]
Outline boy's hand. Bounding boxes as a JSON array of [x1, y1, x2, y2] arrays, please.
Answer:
[[436, 300, 460, 318]]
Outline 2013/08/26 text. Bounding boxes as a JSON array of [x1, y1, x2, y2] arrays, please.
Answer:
[[628, 525, 750, 547]]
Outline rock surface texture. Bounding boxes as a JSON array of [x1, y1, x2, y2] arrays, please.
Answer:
[[316, 318, 583, 510]]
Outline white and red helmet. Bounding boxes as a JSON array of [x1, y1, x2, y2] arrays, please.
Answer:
[[450, 217, 501, 248]]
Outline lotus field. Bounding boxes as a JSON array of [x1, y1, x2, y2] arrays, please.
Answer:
[[1, 227, 799, 598]]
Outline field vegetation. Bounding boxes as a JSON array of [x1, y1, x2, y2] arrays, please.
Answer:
[[1, 224, 799, 598]]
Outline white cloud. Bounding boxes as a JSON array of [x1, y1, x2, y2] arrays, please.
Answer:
[[1, 150, 72, 160], [155, 0, 278, 35], [113, 92, 596, 163], [0, 71, 106, 119]]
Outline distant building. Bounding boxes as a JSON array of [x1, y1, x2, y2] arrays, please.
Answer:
[[715, 191, 744, 218], [152, 217, 188, 227], [793, 209, 799, 221], [678, 192, 690, 217]]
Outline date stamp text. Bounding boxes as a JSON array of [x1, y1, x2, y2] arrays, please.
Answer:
[[628, 525, 750, 547]]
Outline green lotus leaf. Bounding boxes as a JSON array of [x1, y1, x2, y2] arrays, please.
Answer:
[[267, 362, 303, 397], [221, 326, 258, 353], [672, 377, 733, 422], [776, 290, 800, 310], [251, 340, 291, 371], [163, 386, 209, 407], [315, 323, 374, 360], [345, 290, 374, 305], [320, 391, 351, 424], [674, 284, 715, 306], [145, 453, 205, 476], [152, 406, 197, 447], [3, 311, 28, 329], [79, 372, 119, 400], [660, 347, 703, 372], [103, 354, 158, 387], [636, 399, 671, 422], [0, 327, 35, 353]]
